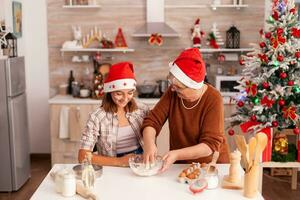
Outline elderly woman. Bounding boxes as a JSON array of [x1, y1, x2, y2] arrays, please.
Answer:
[[142, 48, 229, 172], [78, 62, 149, 167]]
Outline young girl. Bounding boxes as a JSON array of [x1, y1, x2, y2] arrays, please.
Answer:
[[78, 62, 149, 167]]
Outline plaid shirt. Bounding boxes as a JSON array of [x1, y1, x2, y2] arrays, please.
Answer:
[[80, 101, 149, 157]]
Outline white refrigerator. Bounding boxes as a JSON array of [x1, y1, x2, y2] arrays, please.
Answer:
[[0, 57, 31, 191]]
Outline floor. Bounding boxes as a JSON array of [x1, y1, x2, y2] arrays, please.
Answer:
[[0, 155, 299, 200]]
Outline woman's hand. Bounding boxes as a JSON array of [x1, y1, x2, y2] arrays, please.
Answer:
[[117, 153, 135, 167], [143, 141, 158, 166], [160, 150, 179, 173]]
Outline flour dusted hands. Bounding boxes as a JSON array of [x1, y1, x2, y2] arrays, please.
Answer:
[[160, 150, 179, 173], [142, 141, 158, 166]]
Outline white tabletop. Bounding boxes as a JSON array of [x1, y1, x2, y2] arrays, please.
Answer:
[[30, 164, 264, 200]]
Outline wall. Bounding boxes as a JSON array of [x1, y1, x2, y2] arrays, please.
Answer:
[[47, 0, 265, 95], [2, 0, 50, 153]]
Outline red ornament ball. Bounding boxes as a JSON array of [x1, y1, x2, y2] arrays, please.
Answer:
[[237, 101, 244, 107], [228, 129, 235, 136], [239, 59, 245, 65], [259, 42, 266, 48], [280, 72, 287, 79], [278, 99, 285, 106], [290, 8, 296, 14], [250, 115, 257, 121], [293, 127, 300, 135], [272, 121, 279, 127], [265, 32, 271, 39], [295, 51, 300, 58], [288, 80, 294, 86], [277, 55, 284, 62], [262, 82, 269, 89]]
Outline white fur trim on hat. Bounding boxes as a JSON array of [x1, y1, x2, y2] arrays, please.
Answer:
[[169, 62, 204, 89], [104, 79, 136, 93]]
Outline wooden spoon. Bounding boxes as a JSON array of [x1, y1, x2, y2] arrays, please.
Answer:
[[206, 151, 219, 174], [253, 132, 268, 165], [248, 136, 257, 170], [234, 135, 249, 170]]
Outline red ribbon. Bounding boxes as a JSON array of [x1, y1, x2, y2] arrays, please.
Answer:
[[245, 81, 258, 96], [282, 106, 298, 121], [148, 33, 163, 46], [261, 96, 274, 108]]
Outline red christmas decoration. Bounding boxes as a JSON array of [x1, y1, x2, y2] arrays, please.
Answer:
[[250, 115, 257, 121], [262, 82, 270, 89], [288, 80, 294, 86], [282, 106, 298, 121], [277, 28, 284, 35], [279, 72, 287, 79], [228, 129, 235, 136], [272, 11, 279, 20], [114, 28, 128, 48], [291, 27, 300, 38], [277, 55, 284, 62], [270, 28, 286, 48], [293, 127, 300, 135], [237, 101, 244, 107], [259, 42, 266, 48], [258, 54, 268, 63], [259, 29, 264, 35], [245, 81, 258, 96], [217, 54, 225, 62], [295, 51, 300, 58], [261, 96, 275, 108], [148, 33, 163, 46], [265, 32, 271, 39], [272, 121, 279, 127], [239, 59, 245, 65], [262, 82, 269, 89], [278, 99, 285, 106], [290, 8, 296, 14]]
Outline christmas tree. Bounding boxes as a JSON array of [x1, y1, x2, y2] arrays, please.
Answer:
[[228, 0, 300, 135]]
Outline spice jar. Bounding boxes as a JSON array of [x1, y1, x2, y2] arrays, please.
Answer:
[[203, 169, 219, 189], [61, 172, 76, 197]]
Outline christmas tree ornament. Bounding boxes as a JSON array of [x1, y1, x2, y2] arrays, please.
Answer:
[[245, 81, 258, 96], [259, 42, 266, 48], [293, 127, 300, 135], [278, 99, 285, 106], [295, 51, 300, 58], [279, 72, 287, 79], [272, 121, 279, 127], [252, 97, 260, 105], [291, 27, 300, 38], [262, 82, 270, 89], [191, 18, 205, 48], [228, 129, 235, 136], [207, 23, 224, 49], [277, 55, 284, 62], [265, 32, 272, 39], [273, 60, 279, 67], [259, 29, 264, 35], [250, 115, 257, 121], [114, 28, 128, 48], [237, 101, 244, 107], [290, 7, 296, 14], [261, 96, 274, 108], [239, 59, 245, 65], [148, 33, 163, 46], [287, 80, 294, 86], [258, 54, 268, 63], [282, 106, 298, 121], [268, 16, 275, 24], [292, 85, 300, 93]]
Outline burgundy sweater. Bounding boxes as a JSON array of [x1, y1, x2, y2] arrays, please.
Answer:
[[142, 84, 230, 163]]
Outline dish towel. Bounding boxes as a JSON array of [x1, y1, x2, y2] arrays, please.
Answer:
[[69, 106, 82, 142], [59, 106, 70, 139]]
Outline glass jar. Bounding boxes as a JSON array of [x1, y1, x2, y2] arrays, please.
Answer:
[[61, 173, 76, 197], [203, 169, 219, 189]]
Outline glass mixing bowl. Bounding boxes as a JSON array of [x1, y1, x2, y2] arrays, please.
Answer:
[[129, 155, 163, 177]]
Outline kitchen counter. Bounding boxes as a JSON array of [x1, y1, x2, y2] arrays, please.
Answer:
[[48, 95, 235, 105], [30, 164, 264, 200]]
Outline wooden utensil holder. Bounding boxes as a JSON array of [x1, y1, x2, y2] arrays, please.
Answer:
[[244, 164, 259, 198]]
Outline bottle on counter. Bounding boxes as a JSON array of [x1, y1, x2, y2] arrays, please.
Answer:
[[81, 152, 95, 189], [67, 70, 75, 95]]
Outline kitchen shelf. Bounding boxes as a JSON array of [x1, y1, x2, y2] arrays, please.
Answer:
[[60, 48, 135, 53], [200, 48, 254, 53], [165, 5, 207, 9], [62, 5, 101, 9], [211, 4, 249, 10]]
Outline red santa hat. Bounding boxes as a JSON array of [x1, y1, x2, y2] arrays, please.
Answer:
[[169, 48, 206, 89], [103, 62, 136, 93]]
